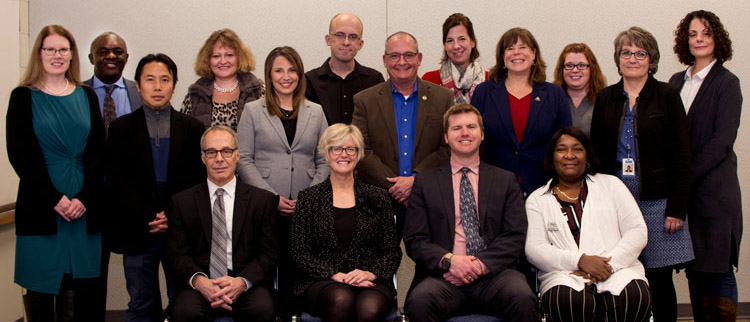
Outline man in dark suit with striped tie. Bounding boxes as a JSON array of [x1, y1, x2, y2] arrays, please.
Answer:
[[403, 104, 538, 321], [168, 125, 278, 322]]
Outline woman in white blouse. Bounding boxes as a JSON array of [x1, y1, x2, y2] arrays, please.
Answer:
[[525, 127, 651, 322]]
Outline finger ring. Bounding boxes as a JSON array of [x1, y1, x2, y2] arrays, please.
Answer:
[[587, 273, 591, 278], [467, 277, 472, 282]]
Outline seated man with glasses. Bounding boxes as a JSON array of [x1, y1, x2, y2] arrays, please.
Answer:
[[352, 31, 454, 237], [106, 53, 206, 321], [305, 13, 384, 125], [168, 125, 278, 322]]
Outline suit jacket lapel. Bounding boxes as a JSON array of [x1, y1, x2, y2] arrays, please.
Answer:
[[291, 101, 311, 149], [414, 80, 429, 148], [195, 183, 213, 244], [521, 84, 544, 148], [688, 63, 722, 119], [167, 107, 183, 186], [134, 108, 157, 185], [125, 80, 141, 113], [437, 163, 456, 239], [477, 162, 491, 228], [232, 182, 250, 251], [377, 81, 399, 156], [493, 80, 520, 148], [262, 101, 292, 149]]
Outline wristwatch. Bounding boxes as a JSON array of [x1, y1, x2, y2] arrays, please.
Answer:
[[441, 253, 453, 270]]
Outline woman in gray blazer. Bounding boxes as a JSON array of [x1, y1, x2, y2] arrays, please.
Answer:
[[669, 10, 742, 321], [236, 46, 329, 319]]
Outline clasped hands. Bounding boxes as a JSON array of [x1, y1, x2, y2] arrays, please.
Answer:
[[54, 195, 86, 222], [443, 255, 484, 287], [387, 175, 414, 205], [572, 254, 613, 285], [193, 274, 247, 311], [148, 211, 168, 233], [331, 269, 376, 287]]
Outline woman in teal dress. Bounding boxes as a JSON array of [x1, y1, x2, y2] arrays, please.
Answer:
[[6, 25, 105, 321]]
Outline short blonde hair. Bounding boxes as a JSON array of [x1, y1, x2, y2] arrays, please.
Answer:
[[193, 29, 256, 79], [20, 25, 82, 87], [318, 123, 365, 162]]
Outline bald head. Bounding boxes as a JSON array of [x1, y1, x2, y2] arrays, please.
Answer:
[[385, 31, 419, 53], [88, 32, 129, 84], [329, 13, 363, 36]]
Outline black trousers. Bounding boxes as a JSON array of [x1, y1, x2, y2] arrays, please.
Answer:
[[171, 285, 275, 322], [405, 268, 539, 322]]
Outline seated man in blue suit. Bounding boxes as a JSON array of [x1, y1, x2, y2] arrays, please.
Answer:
[[403, 104, 539, 322]]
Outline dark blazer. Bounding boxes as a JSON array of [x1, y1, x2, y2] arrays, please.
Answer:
[[470, 77, 571, 195], [591, 76, 692, 220], [83, 77, 142, 114], [403, 161, 527, 289], [106, 106, 206, 254], [290, 178, 401, 296], [669, 62, 743, 271], [6, 86, 105, 235], [168, 180, 278, 289], [352, 79, 454, 189]]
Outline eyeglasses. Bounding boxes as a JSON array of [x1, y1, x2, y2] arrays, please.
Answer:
[[329, 146, 358, 156], [203, 148, 237, 159], [331, 32, 360, 42], [385, 52, 418, 62], [620, 50, 648, 60], [564, 63, 590, 70], [42, 47, 72, 56]]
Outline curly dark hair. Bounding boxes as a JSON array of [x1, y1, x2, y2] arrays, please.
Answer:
[[673, 10, 733, 65]]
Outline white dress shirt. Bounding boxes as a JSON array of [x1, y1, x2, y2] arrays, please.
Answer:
[[680, 59, 717, 113]]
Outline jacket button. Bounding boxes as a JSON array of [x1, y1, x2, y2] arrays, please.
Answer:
[[291, 167, 294, 172], [515, 150, 519, 155], [287, 150, 291, 154]]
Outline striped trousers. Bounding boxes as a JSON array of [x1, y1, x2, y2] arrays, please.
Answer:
[[541, 279, 651, 322]]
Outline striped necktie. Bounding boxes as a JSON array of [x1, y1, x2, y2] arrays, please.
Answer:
[[210, 188, 228, 279]]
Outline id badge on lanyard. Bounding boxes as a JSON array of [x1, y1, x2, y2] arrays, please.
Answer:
[[622, 143, 635, 177]]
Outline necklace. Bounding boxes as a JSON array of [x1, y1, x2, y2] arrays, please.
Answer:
[[44, 79, 69, 95], [554, 185, 579, 200], [213, 81, 238, 93]]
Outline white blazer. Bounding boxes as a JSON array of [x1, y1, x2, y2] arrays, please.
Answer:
[[525, 173, 648, 296], [236, 98, 329, 199]]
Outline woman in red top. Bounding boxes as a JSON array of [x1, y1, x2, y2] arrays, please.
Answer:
[[422, 13, 488, 104]]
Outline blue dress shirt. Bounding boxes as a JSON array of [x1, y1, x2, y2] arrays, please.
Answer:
[[391, 81, 418, 177], [92, 76, 132, 117]]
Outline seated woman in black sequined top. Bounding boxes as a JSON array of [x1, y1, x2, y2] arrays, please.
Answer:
[[291, 123, 402, 322]]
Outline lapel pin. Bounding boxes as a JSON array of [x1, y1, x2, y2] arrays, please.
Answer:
[[422, 95, 427, 101], [534, 97, 541, 102]]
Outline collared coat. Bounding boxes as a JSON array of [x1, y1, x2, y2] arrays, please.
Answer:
[[669, 62, 743, 272]]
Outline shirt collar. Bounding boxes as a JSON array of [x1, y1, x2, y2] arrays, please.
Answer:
[[207, 176, 237, 199], [684, 58, 717, 81], [390, 79, 418, 96], [92, 75, 126, 89], [450, 157, 480, 176]]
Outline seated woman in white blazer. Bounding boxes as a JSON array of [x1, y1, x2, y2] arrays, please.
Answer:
[[525, 127, 651, 322], [236, 46, 329, 319]]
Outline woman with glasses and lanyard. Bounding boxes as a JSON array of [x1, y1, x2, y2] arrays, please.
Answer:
[[236, 46, 329, 319], [291, 124, 400, 322], [7, 25, 105, 320], [590, 27, 693, 322], [471, 27, 571, 197], [552, 43, 607, 138]]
